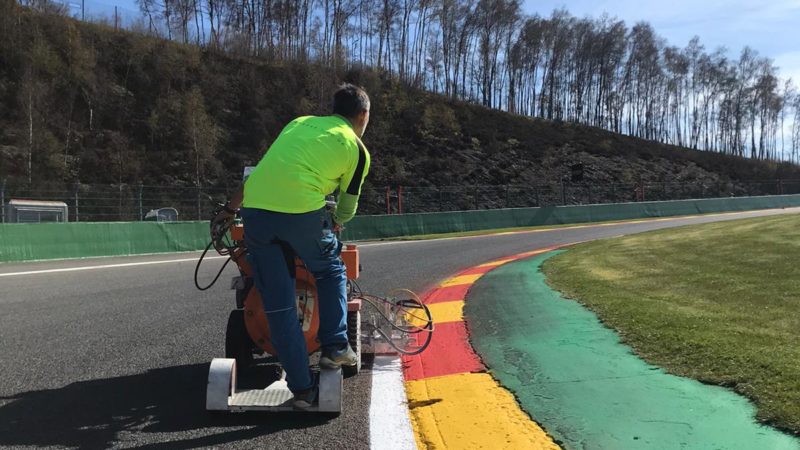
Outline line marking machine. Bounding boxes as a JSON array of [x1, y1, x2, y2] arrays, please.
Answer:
[[195, 203, 433, 414]]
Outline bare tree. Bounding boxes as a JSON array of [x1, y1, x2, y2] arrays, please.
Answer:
[[780, 79, 795, 160], [184, 86, 222, 186], [376, 0, 399, 71], [76, 0, 800, 162], [792, 89, 800, 162], [538, 8, 573, 120], [472, 0, 519, 108]]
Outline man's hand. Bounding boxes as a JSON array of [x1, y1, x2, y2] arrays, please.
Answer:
[[332, 221, 344, 234], [210, 202, 237, 246], [211, 209, 233, 233]]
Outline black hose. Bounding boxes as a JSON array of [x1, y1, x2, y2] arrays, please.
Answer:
[[194, 240, 234, 291]]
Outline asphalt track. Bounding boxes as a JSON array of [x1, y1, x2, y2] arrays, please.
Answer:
[[1, 207, 798, 449]]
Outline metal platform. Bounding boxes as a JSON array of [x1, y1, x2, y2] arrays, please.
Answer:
[[206, 358, 342, 413]]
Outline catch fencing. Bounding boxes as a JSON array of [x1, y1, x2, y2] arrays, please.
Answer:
[[4, 193, 800, 262], [2, 179, 800, 222]]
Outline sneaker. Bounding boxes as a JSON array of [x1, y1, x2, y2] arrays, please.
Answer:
[[319, 343, 358, 369], [292, 385, 318, 410]]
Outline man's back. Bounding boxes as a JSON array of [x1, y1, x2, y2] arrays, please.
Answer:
[[213, 83, 371, 405], [243, 115, 364, 215]]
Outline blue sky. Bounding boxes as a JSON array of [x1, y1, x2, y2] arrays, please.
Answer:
[[525, 0, 800, 85], [75, 0, 800, 85]]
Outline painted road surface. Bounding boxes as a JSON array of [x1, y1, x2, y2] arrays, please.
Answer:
[[1, 207, 799, 448], [402, 248, 562, 449], [466, 251, 800, 450]]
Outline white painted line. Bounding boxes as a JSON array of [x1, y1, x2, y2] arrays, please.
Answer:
[[370, 355, 417, 450], [0, 255, 229, 277]]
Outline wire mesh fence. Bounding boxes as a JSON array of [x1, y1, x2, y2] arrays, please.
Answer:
[[361, 180, 800, 215], [1, 182, 230, 222], [3, 179, 799, 223]]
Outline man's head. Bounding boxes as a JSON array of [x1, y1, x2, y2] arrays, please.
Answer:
[[333, 84, 370, 138]]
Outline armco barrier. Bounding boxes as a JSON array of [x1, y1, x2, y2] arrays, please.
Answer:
[[2, 195, 800, 262]]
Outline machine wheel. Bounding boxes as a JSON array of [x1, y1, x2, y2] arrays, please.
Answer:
[[225, 309, 254, 369], [343, 310, 362, 377]]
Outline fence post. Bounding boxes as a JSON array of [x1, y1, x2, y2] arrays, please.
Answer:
[[196, 185, 202, 220], [385, 186, 390, 214], [1, 178, 5, 223], [561, 179, 566, 206], [586, 183, 591, 205], [398, 185, 403, 214], [778, 179, 783, 195], [138, 184, 144, 220], [74, 182, 80, 222], [438, 188, 443, 212]]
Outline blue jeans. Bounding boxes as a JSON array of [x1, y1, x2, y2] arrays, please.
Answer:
[[240, 206, 348, 393]]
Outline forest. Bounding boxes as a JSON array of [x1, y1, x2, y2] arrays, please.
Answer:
[[119, 0, 800, 161], [2, 0, 800, 217]]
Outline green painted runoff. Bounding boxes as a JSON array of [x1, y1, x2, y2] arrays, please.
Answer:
[[466, 252, 800, 450]]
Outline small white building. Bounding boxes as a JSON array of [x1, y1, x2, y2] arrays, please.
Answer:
[[5, 199, 69, 223]]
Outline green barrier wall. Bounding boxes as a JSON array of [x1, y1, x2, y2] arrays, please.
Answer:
[[3, 194, 800, 262], [0, 221, 209, 262], [340, 194, 800, 241]]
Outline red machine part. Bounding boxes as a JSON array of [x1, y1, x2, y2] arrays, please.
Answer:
[[229, 224, 360, 356]]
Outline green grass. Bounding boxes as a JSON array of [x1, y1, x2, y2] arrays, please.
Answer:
[[542, 214, 800, 435]]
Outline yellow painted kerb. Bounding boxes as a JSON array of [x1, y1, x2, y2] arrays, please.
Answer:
[[439, 273, 482, 287], [406, 372, 560, 450], [477, 258, 516, 268], [407, 300, 464, 327], [517, 248, 554, 258]]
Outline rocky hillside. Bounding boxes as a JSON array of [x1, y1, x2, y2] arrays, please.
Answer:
[[2, 3, 798, 215]]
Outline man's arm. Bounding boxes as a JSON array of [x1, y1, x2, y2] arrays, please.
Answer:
[[333, 140, 370, 224], [228, 186, 244, 210], [212, 186, 243, 226]]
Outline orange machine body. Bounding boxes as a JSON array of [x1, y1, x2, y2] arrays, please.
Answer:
[[229, 224, 359, 355]]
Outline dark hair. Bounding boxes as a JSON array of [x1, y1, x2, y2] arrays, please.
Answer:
[[333, 84, 370, 118]]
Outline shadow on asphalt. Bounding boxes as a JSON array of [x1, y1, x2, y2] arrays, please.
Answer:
[[0, 362, 332, 449]]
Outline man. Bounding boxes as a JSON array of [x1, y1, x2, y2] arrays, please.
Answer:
[[213, 84, 371, 408]]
